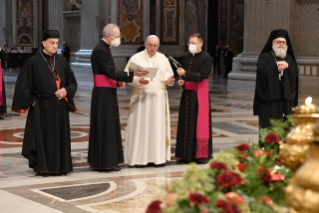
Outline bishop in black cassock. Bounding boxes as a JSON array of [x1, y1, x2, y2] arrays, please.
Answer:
[[253, 29, 298, 140], [12, 30, 78, 176], [88, 24, 148, 171], [175, 33, 213, 164]]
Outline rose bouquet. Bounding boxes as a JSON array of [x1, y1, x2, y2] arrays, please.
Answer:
[[146, 131, 292, 213]]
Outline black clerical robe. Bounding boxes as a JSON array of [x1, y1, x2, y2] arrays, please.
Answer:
[[0, 49, 8, 115], [88, 41, 134, 170], [175, 51, 213, 161], [253, 51, 298, 128], [12, 51, 77, 173]]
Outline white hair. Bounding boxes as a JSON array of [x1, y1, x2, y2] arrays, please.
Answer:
[[146, 35, 160, 44], [103, 23, 120, 38], [272, 44, 288, 59]]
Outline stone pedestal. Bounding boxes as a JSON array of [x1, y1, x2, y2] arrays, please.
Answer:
[[228, 0, 319, 95]]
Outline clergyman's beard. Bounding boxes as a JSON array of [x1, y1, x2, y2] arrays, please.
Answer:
[[272, 44, 288, 59]]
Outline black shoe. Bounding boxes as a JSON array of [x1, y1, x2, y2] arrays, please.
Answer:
[[155, 163, 166, 167], [195, 159, 208, 164], [0, 116, 4, 120], [36, 172, 49, 177], [134, 164, 146, 168], [176, 159, 190, 164], [107, 167, 121, 171], [58, 171, 67, 176]]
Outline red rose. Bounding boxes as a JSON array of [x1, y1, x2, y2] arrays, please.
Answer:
[[276, 156, 283, 166], [235, 144, 250, 152], [165, 193, 174, 207], [270, 173, 285, 182], [254, 150, 266, 158], [217, 171, 243, 188], [188, 192, 209, 205], [257, 167, 272, 183], [225, 192, 244, 205], [146, 200, 162, 213], [238, 151, 247, 162], [237, 163, 247, 172], [215, 200, 233, 213], [258, 196, 273, 206], [215, 200, 242, 213], [210, 162, 228, 171], [264, 132, 281, 144]]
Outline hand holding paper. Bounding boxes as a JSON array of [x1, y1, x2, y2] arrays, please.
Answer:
[[129, 62, 158, 78]]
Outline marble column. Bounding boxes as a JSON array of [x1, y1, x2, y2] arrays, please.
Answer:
[[0, 0, 6, 47], [71, 0, 100, 74], [33, 0, 38, 48], [81, 0, 99, 49], [48, 0, 64, 49], [12, 0, 17, 46], [228, 0, 309, 93]]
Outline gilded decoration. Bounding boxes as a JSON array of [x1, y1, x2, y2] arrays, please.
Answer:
[[162, 0, 178, 43], [17, 0, 33, 45], [118, 0, 142, 43]]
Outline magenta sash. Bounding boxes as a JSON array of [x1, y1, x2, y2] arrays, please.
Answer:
[[185, 79, 210, 158], [0, 65, 3, 106], [94, 75, 117, 88]]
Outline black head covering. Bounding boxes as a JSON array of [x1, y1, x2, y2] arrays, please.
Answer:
[[42, 30, 60, 41], [260, 29, 296, 62]]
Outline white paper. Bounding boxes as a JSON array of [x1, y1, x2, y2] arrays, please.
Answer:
[[128, 61, 158, 78]]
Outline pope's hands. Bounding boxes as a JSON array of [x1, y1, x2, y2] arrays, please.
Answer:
[[177, 68, 186, 76], [55, 88, 67, 100], [167, 75, 175, 84], [178, 80, 185, 87], [134, 67, 149, 77], [139, 78, 150, 85]]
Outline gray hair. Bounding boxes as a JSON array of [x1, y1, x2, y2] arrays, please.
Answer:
[[103, 23, 120, 37], [146, 35, 160, 44]]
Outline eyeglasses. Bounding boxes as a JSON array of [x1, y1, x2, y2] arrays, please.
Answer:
[[146, 44, 159, 48], [47, 41, 60, 46], [274, 41, 286, 45]]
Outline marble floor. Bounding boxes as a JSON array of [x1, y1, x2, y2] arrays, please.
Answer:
[[0, 71, 308, 213]]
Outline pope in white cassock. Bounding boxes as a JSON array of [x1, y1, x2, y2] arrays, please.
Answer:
[[124, 35, 175, 167]]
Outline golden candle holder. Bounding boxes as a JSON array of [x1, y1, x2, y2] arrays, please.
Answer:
[[279, 97, 319, 172], [285, 125, 319, 212]]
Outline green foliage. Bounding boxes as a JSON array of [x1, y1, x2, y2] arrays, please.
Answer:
[[249, 202, 278, 213], [151, 119, 294, 213]]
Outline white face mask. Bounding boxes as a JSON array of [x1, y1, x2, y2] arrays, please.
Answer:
[[111, 37, 121, 47], [188, 44, 197, 54]]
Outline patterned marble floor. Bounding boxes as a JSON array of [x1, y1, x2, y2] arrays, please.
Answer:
[[0, 71, 309, 213]]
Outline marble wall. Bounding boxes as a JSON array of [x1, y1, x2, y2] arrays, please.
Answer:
[[0, 0, 6, 47]]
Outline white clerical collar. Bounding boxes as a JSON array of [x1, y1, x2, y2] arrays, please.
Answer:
[[193, 49, 202, 56]]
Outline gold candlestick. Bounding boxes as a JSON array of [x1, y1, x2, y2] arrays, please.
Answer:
[[285, 125, 319, 212], [280, 97, 319, 172]]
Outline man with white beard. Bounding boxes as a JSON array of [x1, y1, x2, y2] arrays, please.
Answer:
[[253, 29, 298, 145]]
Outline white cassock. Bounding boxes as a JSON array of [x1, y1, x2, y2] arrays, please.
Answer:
[[124, 50, 174, 166]]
